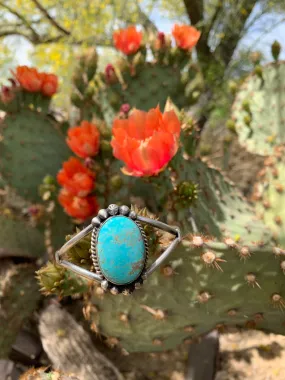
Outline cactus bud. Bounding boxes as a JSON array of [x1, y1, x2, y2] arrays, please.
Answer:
[[84, 86, 95, 101], [271, 40, 281, 61], [226, 119, 236, 134], [85, 49, 98, 81], [72, 71, 85, 94], [175, 181, 198, 207], [254, 65, 263, 79], [199, 144, 212, 156], [71, 92, 84, 108], [1, 85, 14, 104], [101, 127, 112, 139], [100, 140, 112, 155], [228, 80, 238, 94], [120, 103, 131, 114], [110, 174, 123, 190], [36, 262, 66, 294], [36, 262, 88, 296], [243, 114, 252, 126], [105, 64, 117, 84], [43, 175, 56, 185], [242, 100, 251, 113], [223, 134, 233, 146]]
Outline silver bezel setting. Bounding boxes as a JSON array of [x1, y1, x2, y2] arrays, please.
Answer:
[[90, 204, 149, 294]]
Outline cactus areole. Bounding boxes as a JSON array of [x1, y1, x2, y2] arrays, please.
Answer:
[[96, 215, 146, 285]]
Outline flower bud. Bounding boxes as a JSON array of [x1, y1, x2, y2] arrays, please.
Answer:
[[271, 40, 281, 61]]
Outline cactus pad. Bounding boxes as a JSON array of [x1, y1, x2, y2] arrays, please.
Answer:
[[102, 63, 188, 112], [232, 61, 285, 155], [85, 237, 285, 352], [0, 215, 45, 258], [0, 262, 41, 357], [0, 109, 70, 202], [171, 157, 272, 243], [253, 146, 285, 247]]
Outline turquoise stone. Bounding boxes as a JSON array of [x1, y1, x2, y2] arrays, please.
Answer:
[[97, 216, 146, 285]]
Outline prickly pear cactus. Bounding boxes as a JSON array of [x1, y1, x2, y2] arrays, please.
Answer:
[[38, 154, 285, 353], [170, 155, 272, 242], [253, 145, 285, 246], [0, 108, 70, 202], [0, 262, 41, 357], [232, 61, 285, 155], [85, 237, 285, 352], [100, 62, 199, 116], [20, 367, 79, 380], [0, 214, 45, 258], [0, 72, 72, 255]]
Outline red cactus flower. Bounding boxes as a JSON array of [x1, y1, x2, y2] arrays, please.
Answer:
[[58, 188, 99, 220], [67, 121, 100, 158], [172, 24, 201, 50], [57, 157, 95, 197], [111, 106, 181, 177], [113, 26, 142, 55], [14, 66, 43, 92], [41, 73, 58, 97]]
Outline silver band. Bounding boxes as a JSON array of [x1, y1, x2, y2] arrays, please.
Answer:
[[55, 205, 181, 294]]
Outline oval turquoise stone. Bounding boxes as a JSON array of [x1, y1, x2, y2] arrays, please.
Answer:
[[97, 216, 146, 285]]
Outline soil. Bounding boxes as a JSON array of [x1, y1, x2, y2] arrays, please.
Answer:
[[216, 330, 285, 380]]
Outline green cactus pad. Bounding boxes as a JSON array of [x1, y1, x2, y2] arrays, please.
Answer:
[[253, 146, 285, 247], [0, 109, 71, 202], [0, 215, 45, 258], [86, 238, 285, 352], [232, 61, 285, 155], [0, 262, 41, 357], [170, 157, 272, 244], [98, 61, 196, 125]]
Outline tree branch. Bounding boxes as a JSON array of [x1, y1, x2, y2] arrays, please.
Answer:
[[214, 0, 258, 66], [0, 30, 33, 42], [182, 0, 212, 60], [203, 1, 223, 42], [30, 0, 70, 36], [0, 2, 40, 41], [183, 0, 203, 25], [135, 0, 158, 33]]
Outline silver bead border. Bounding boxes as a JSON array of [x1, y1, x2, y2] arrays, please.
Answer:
[[55, 204, 181, 295], [90, 204, 149, 294]]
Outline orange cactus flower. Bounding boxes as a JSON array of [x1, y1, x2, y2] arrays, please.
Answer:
[[58, 188, 99, 220], [172, 24, 201, 50], [113, 26, 142, 55], [57, 157, 95, 197], [67, 121, 100, 158], [111, 106, 181, 177], [41, 73, 58, 97], [14, 66, 43, 92]]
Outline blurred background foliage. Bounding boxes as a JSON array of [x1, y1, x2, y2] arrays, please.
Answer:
[[0, 0, 284, 112]]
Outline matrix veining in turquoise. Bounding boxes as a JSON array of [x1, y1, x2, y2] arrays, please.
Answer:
[[97, 216, 146, 285]]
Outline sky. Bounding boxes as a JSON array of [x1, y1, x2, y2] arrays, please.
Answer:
[[11, 3, 285, 65]]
